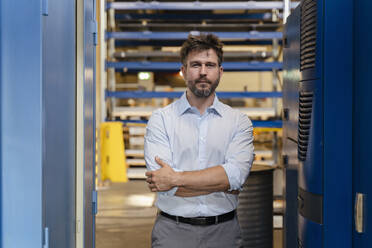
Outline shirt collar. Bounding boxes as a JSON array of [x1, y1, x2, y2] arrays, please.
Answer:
[[177, 92, 192, 116], [177, 92, 223, 117]]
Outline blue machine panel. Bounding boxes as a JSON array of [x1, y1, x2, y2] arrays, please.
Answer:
[[300, 0, 323, 82], [283, 6, 300, 248], [298, 214, 322, 248], [283, 0, 353, 247], [298, 0, 324, 195], [296, 4, 325, 246], [353, 0, 372, 247], [298, 79, 323, 195], [322, 0, 352, 247]]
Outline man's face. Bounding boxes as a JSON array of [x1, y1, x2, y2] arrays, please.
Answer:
[[181, 48, 223, 98]]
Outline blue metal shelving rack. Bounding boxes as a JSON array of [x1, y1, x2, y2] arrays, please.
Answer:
[[104, 1, 291, 129], [102, 0, 291, 216]]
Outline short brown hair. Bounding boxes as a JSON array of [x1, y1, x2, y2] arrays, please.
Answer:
[[180, 33, 224, 66]]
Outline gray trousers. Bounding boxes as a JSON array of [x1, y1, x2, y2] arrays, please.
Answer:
[[151, 214, 242, 248]]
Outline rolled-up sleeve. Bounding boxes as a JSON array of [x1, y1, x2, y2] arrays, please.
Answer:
[[144, 110, 178, 196], [222, 113, 254, 191]]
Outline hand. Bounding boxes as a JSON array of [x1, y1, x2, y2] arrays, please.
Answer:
[[145, 157, 178, 192]]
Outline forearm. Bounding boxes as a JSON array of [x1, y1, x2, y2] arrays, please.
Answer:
[[175, 187, 211, 197], [174, 165, 230, 192], [147, 158, 232, 194], [175, 187, 240, 197]]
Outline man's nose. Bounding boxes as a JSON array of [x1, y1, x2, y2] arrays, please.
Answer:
[[200, 64, 207, 75]]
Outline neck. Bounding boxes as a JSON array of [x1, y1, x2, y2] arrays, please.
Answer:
[[186, 88, 215, 115]]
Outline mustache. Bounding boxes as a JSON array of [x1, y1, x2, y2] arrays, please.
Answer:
[[195, 77, 212, 84]]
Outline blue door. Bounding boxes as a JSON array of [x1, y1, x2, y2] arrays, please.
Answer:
[[0, 1, 44, 247], [353, 0, 372, 246], [0, 1, 97, 247], [42, 0, 77, 247]]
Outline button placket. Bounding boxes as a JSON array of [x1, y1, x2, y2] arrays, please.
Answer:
[[199, 114, 208, 165]]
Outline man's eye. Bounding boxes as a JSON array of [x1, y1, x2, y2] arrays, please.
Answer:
[[191, 64, 201, 67], [206, 64, 216, 68]]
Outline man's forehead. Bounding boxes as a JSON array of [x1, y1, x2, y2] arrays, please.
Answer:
[[187, 49, 218, 62]]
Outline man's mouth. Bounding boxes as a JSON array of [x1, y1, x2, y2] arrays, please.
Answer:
[[196, 80, 209, 84]]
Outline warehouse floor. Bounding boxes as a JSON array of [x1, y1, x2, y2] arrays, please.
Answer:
[[96, 181, 282, 248]]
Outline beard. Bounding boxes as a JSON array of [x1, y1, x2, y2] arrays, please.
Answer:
[[187, 76, 220, 98]]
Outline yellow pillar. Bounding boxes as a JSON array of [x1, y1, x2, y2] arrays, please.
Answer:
[[100, 122, 128, 182]]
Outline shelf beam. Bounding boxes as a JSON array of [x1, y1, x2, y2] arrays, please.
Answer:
[[113, 106, 277, 119], [106, 31, 283, 40], [106, 91, 283, 99], [117, 23, 281, 29], [114, 39, 279, 46], [107, 1, 300, 10], [106, 61, 282, 72], [113, 51, 272, 59], [110, 119, 283, 128], [115, 13, 279, 21]]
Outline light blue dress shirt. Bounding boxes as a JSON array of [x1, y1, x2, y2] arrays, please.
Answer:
[[144, 92, 254, 217]]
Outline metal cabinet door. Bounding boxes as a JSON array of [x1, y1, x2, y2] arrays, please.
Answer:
[[353, 0, 372, 246], [42, 0, 76, 247], [1, 1, 43, 247]]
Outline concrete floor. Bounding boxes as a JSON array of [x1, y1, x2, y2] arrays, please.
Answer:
[[96, 181, 157, 248], [96, 181, 282, 248]]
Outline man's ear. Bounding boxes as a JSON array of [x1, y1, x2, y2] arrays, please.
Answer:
[[181, 65, 186, 80], [220, 66, 224, 77]]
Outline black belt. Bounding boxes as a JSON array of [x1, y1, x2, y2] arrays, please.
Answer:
[[159, 210, 236, 226]]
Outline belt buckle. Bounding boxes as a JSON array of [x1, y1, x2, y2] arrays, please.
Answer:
[[196, 217, 208, 225]]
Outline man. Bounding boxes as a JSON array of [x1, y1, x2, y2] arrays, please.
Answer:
[[144, 33, 254, 248]]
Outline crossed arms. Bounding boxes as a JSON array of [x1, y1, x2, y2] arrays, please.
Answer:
[[146, 156, 235, 197], [144, 110, 254, 197]]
